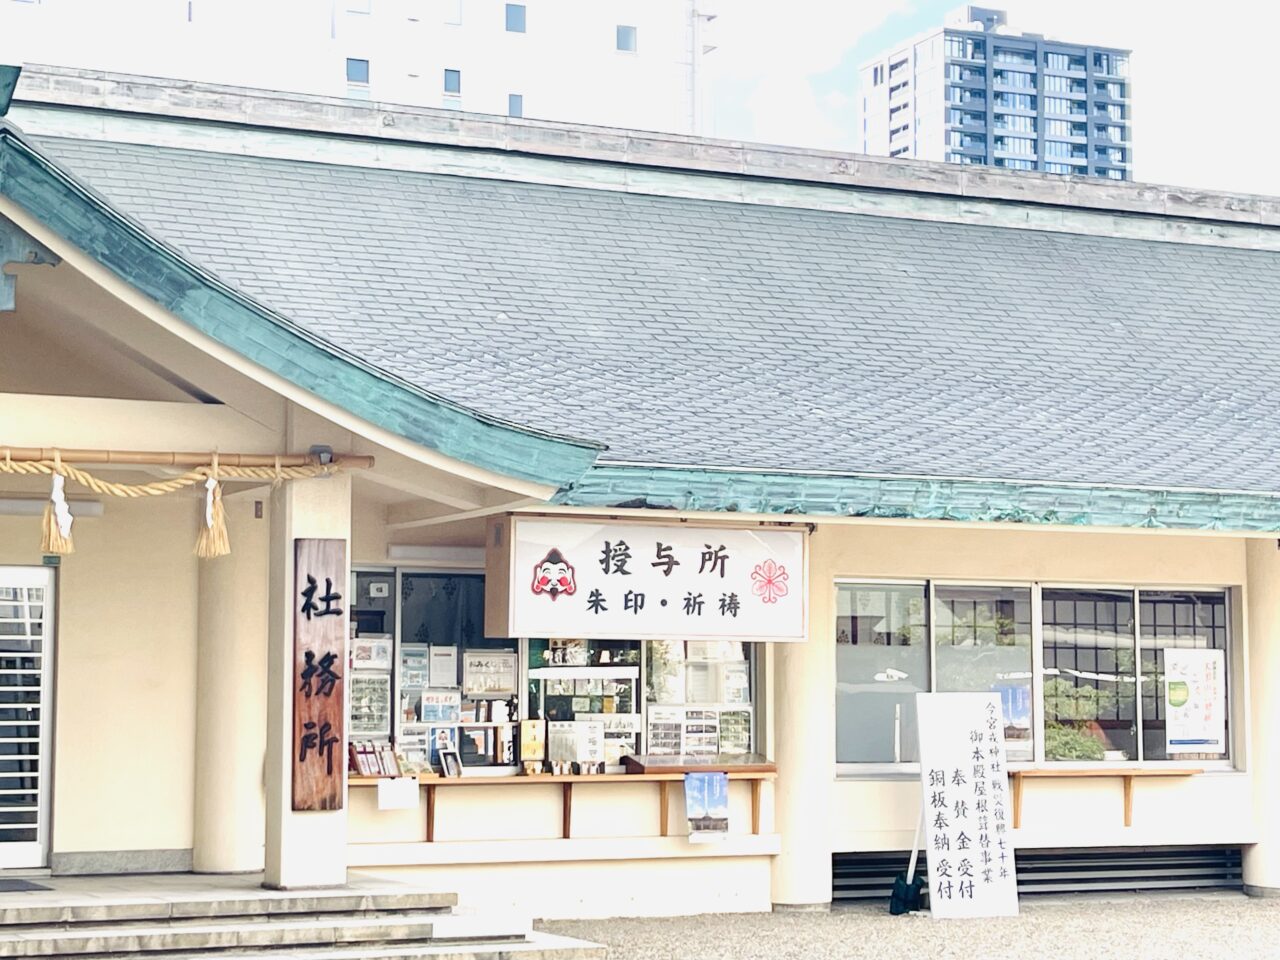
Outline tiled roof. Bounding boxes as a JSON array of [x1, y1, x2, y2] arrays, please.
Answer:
[[36, 135, 1280, 493]]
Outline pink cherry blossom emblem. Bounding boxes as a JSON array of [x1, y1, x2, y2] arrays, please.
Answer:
[[751, 559, 789, 604]]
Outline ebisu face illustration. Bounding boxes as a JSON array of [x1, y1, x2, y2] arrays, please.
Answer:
[[531, 548, 576, 600]]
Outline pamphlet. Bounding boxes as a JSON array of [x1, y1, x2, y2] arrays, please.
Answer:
[[428, 646, 458, 688], [685, 771, 729, 842]]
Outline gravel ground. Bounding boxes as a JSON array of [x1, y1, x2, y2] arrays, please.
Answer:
[[542, 893, 1280, 960]]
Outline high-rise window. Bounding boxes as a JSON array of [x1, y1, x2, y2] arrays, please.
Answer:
[[346, 58, 369, 84], [944, 36, 985, 60], [616, 24, 637, 52], [946, 64, 986, 83], [508, 93, 523, 118], [995, 69, 1035, 89], [505, 3, 525, 32], [993, 46, 1035, 65], [995, 113, 1035, 133], [1044, 162, 1073, 174], [996, 136, 1035, 156], [994, 92, 1036, 111], [444, 68, 461, 93], [1044, 52, 1085, 72], [1094, 52, 1129, 76], [948, 109, 983, 126]]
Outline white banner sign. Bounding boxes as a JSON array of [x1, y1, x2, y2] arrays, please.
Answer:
[[1164, 648, 1227, 754], [502, 519, 806, 641], [916, 693, 1019, 919]]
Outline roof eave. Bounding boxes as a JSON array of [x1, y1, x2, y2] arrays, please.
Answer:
[[556, 463, 1280, 533], [0, 122, 603, 489]]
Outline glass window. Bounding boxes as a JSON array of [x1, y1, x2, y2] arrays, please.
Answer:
[[528, 638, 642, 766], [399, 573, 517, 769], [443, 68, 461, 93], [934, 586, 1033, 762], [616, 24, 637, 52], [504, 2, 524, 32], [1042, 589, 1137, 761], [646, 640, 755, 755], [837, 582, 1232, 768], [836, 584, 928, 763], [1140, 592, 1228, 761], [507, 93, 523, 118], [352, 571, 395, 638], [997, 136, 1035, 156], [345, 58, 369, 84]]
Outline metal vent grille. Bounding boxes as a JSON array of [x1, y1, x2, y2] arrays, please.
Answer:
[[834, 846, 1242, 901]]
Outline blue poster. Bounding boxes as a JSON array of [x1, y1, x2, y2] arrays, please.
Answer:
[[684, 771, 729, 842]]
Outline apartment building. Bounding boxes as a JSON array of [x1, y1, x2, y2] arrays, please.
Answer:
[[858, 5, 1131, 179]]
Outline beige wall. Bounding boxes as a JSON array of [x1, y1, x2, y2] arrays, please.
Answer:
[[0, 498, 200, 856], [361, 857, 775, 920], [351, 493, 389, 566]]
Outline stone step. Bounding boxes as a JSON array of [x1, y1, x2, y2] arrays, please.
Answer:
[[0, 891, 458, 927], [79, 930, 607, 960], [0, 910, 526, 957]]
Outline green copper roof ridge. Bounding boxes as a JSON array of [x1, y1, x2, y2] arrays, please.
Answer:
[[556, 463, 1280, 532], [0, 123, 603, 488]]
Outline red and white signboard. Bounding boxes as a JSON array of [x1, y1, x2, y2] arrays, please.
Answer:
[[488, 518, 806, 641]]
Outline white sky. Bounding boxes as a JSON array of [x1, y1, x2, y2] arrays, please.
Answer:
[[2, 0, 1275, 196], [704, 0, 1280, 196]]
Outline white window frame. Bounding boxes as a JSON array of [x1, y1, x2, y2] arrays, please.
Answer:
[[836, 578, 1238, 780]]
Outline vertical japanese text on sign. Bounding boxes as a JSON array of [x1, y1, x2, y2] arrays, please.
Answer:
[[293, 538, 347, 811], [916, 692, 1019, 918]]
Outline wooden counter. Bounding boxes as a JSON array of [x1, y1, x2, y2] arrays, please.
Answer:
[[1010, 768, 1203, 828], [350, 768, 776, 841]]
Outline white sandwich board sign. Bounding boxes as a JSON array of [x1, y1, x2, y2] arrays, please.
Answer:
[[916, 692, 1019, 918]]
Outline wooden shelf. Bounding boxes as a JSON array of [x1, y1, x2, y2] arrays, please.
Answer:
[[1010, 768, 1203, 828], [350, 769, 775, 841]]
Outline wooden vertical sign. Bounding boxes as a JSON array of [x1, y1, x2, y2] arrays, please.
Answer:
[[293, 538, 347, 811]]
